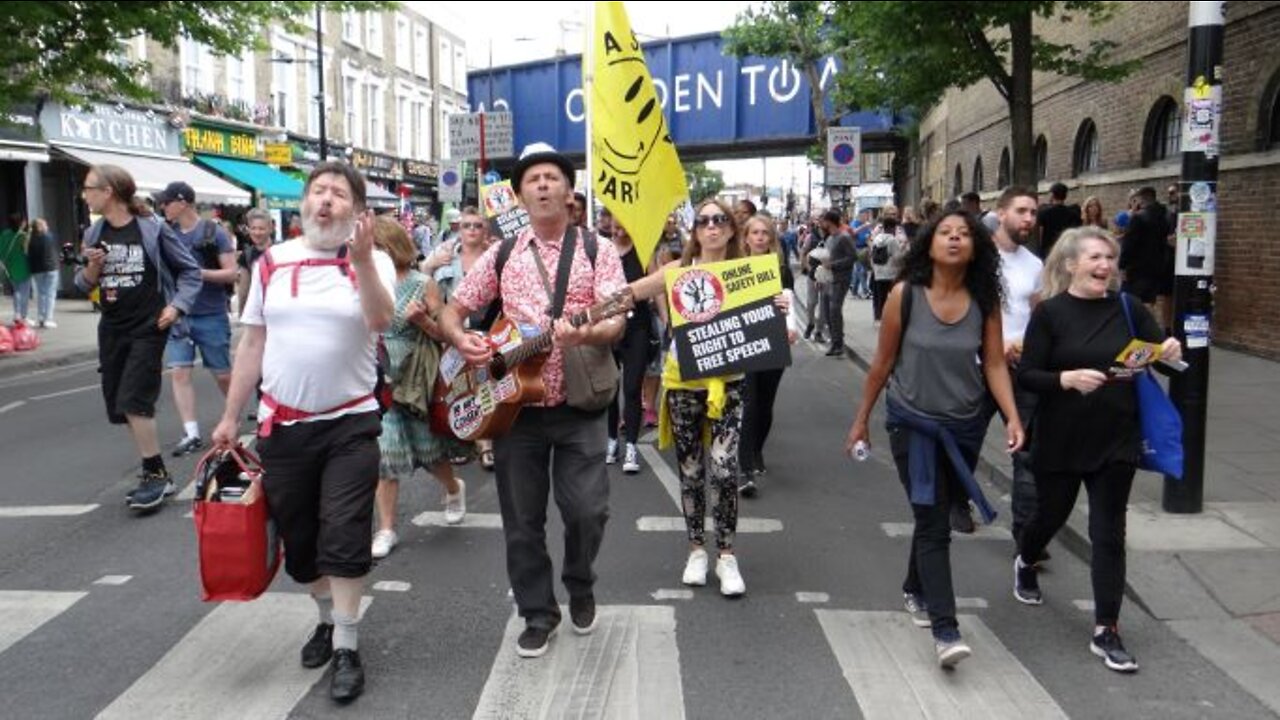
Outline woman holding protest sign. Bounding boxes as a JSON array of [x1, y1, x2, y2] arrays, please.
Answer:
[[845, 209, 1025, 669]]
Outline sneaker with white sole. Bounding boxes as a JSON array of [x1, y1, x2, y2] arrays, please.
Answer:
[[681, 547, 708, 586], [605, 438, 618, 465], [934, 629, 972, 669], [1090, 626, 1139, 673], [444, 479, 467, 525], [1013, 555, 1043, 605], [622, 443, 640, 474], [715, 554, 746, 597], [371, 529, 398, 559], [904, 592, 931, 628]]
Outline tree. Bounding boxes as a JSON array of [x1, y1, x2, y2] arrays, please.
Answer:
[[829, 1, 1136, 189], [722, 1, 841, 161], [0, 1, 386, 117], [685, 162, 725, 203]]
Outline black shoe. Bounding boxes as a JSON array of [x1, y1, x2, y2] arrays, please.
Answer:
[[949, 502, 976, 534], [127, 470, 173, 511], [1091, 627, 1139, 672], [570, 595, 597, 635], [739, 478, 758, 498], [171, 435, 205, 457], [301, 623, 334, 668], [330, 648, 365, 703], [1013, 556, 1043, 605], [825, 346, 844, 357], [516, 620, 560, 658], [813, 334, 826, 344], [803, 324, 814, 340]]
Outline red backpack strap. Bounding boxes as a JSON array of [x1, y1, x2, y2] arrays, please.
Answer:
[[256, 248, 276, 302]]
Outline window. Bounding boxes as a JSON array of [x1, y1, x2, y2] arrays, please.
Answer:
[[1072, 119, 1099, 176], [972, 158, 984, 193], [1261, 70, 1280, 150], [344, 76, 360, 145], [306, 50, 321, 137], [440, 38, 453, 89], [414, 26, 431, 80], [1144, 97, 1181, 165], [418, 100, 432, 160], [365, 13, 383, 57], [395, 16, 412, 71], [272, 52, 295, 129], [181, 36, 214, 96], [997, 147, 1010, 190], [226, 49, 255, 107], [397, 95, 410, 156], [454, 46, 467, 92], [367, 83, 384, 151], [342, 12, 360, 45], [440, 105, 452, 159], [1270, 82, 1280, 149], [953, 164, 963, 197], [1034, 135, 1048, 182]]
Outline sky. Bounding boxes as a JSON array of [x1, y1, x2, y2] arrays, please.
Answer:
[[407, 1, 821, 192]]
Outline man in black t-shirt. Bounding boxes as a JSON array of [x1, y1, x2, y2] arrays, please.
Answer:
[[1036, 182, 1081, 259], [75, 165, 202, 513]]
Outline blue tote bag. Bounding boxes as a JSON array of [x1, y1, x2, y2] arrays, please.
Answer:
[[1119, 295, 1184, 479]]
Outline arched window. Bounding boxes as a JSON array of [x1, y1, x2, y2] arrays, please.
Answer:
[[1144, 97, 1181, 164], [1262, 69, 1280, 150], [953, 164, 963, 197], [1072, 119, 1099, 177], [1034, 135, 1048, 182], [972, 158, 984, 193], [997, 147, 1011, 189]]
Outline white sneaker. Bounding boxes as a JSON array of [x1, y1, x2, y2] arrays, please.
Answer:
[[605, 438, 618, 465], [43, 320, 57, 328], [622, 443, 640, 474], [371, 529, 398, 559], [681, 547, 708, 586], [444, 479, 467, 525], [715, 554, 746, 597]]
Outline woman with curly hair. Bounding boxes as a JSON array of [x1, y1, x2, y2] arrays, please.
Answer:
[[845, 209, 1025, 669]]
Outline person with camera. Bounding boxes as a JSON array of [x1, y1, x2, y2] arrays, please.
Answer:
[[152, 181, 237, 457], [75, 165, 203, 511]]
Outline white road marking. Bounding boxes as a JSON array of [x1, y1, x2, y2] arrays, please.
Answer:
[[0, 505, 98, 518], [637, 444, 682, 510], [816, 610, 1069, 719], [28, 384, 100, 401], [93, 575, 133, 586], [880, 522, 1012, 541], [635, 516, 784, 533], [1073, 599, 1096, 612], [650, 589, 694, 601], [473, 605, 685, 720], [639, 429, 658, 445], [372, 581, 412, 592], [412, 511, 503, 528], [96, 593, 372, 720], [796, 592, 830, 604], [0, 400, 25, 414], [956, 597, 989, 609], [0, 591, 87, 656]]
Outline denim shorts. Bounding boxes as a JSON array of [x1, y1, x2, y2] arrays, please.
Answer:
[[165, 312, 231, 372]]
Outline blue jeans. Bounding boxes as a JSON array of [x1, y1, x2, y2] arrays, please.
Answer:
[[32, 272, 58, 323], [165, 312, 232, 372], [11, 277, 31, 321], [851, 263, 870, 298]]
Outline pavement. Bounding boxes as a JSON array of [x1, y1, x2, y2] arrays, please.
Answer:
[[0, 298, 102, 375], [797, 279, 1280, 714]]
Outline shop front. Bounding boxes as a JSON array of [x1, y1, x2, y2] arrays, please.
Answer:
[[351, 149, 402, 212], [400, 159, 439, 217], [0, 105, 48, 226]]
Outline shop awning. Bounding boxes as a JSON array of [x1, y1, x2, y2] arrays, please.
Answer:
[[195, 154, 303, 210], [366, 183, 399, 210], [0, 141, 49, 163], [53, 144, 251, 206]]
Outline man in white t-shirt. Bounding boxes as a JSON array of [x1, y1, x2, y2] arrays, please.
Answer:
[[212, 162, 395, 705], [991, 186, 1043, 547]]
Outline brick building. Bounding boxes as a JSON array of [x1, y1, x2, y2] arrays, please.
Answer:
[[911, 1, 1280, 359]]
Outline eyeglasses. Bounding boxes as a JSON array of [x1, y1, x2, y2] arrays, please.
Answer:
[[460, 222, 486, 230], [693, 214, 730, 228], [81, 184, 106, 192]]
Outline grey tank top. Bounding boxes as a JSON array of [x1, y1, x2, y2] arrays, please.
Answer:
[[887, 284, 987, 420]]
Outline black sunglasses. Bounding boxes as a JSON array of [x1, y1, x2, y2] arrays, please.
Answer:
[[694, 214, 730, 228]]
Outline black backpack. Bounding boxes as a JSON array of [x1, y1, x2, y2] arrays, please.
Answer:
[[872, 241, 890, 266]]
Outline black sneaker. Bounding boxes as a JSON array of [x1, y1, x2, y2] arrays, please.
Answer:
[[1013, 555, 1043, 605], [950, 501, 976, 534], [330, 648, 365, 703], [739, 478, 758, 498], [127, 471, 173, 511], [301, 623, 334, 668], [825, 346, 844, 357], [171, 435, 205, 457], [1090, 627, 1139, 673], [570, 595, 597, 635], [516, 621, 559, 658]]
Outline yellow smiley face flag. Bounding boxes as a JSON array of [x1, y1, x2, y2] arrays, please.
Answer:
[[588, 1, 689, 266]]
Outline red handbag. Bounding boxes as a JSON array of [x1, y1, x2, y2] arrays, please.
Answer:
[[192, 446, 282, 602], [9, 320, 38, 351], [0, 325, 12, 354]]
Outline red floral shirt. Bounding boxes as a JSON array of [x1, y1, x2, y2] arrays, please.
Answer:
[[452, 225, 626, 406]]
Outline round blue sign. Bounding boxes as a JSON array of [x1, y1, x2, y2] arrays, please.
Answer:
[[442, 170, 460, 186], [484, 170, 501, 185], [832, 143, 856, 165]]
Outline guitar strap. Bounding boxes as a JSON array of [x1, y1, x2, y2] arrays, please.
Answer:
[[528, 226, 579, 320]]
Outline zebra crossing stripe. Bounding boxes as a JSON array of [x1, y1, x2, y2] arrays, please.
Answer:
[[880, 522, 1012, 541], [0, 505, 98, 517], [635, 516, 784, 533], [815, 610, 1068, 719], [413, 511, 504, 528], [96, 593, 370, 720], [473, 605, 685, 720], [0, 591, 87, 656]]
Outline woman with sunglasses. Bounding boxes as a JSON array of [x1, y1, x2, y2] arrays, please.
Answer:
[[845, 210, 1025, 668], [628, 199, 750, 597]]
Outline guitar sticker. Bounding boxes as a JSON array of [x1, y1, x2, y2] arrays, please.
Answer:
[[494, 375, 518, 403], [449, 395, 484, 438], [439, 347, 467, 385]]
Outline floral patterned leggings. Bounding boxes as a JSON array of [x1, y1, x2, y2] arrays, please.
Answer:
[[668, 382, 743, 551]]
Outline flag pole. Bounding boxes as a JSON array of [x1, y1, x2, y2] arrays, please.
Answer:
[[583, 1, 595, 228]]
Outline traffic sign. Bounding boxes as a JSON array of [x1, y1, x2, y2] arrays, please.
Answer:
[[826, 127, 861, 186]]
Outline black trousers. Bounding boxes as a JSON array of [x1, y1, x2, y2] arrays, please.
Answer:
[[608, 321, 651, 444], [1019, 461, 1135, 626], [827, 281, 850, 347], [739, 368, 785, 475], [494, 405, 610, 629], [872, 279, 894, 322]]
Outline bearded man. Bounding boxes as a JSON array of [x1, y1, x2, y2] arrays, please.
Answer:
[[212, 162, 395, 704]]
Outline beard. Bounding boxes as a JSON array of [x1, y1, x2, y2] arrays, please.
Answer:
[[300, 210, 355, 251]]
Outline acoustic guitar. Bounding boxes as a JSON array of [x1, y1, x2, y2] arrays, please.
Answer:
[[431, 288, 634, 440]]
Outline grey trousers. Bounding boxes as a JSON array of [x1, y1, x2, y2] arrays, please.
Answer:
[[494, 404, 610, 629]]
